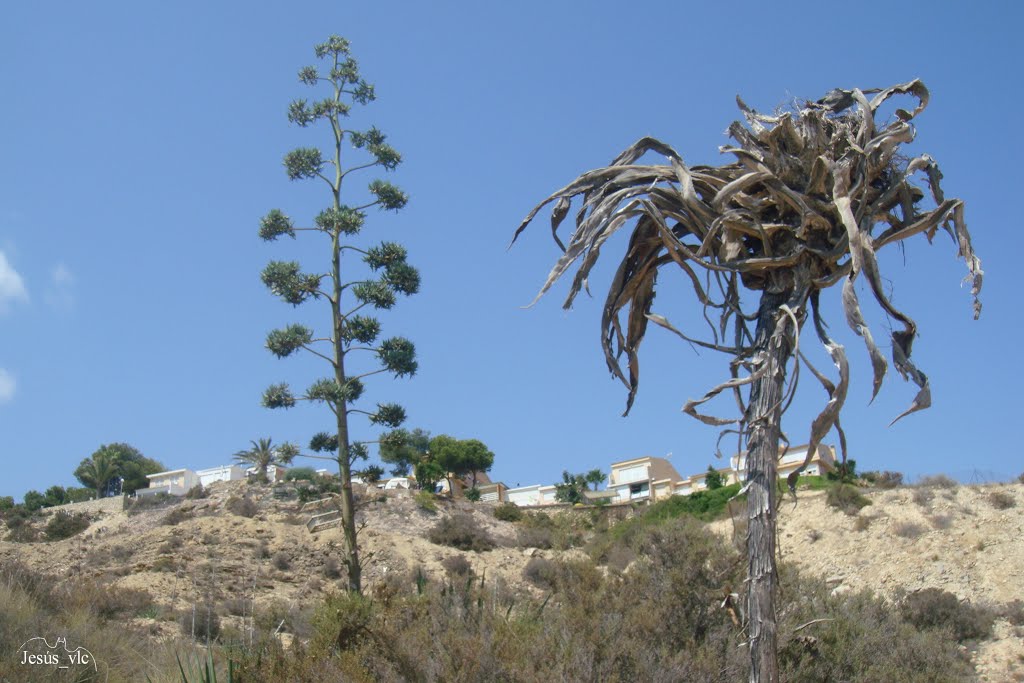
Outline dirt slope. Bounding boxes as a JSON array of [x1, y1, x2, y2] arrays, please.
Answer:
[[2, 479, 1021, 680]]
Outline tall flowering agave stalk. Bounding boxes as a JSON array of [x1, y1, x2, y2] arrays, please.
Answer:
[[513, 80, 982, 681], [259, 36, 419, 594]]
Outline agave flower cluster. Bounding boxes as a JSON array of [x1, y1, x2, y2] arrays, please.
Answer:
[[257, 37, 418, 592]]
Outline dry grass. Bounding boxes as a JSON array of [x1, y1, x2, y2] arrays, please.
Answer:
[[893, 521, 926, 539]]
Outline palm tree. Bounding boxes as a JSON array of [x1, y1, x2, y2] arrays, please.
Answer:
[[76, 451, 119, 500], [513, 81, 981, 681], [234, 438, 297, 482]]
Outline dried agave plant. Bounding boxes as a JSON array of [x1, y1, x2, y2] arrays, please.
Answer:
[[512, 80, 982, 681]]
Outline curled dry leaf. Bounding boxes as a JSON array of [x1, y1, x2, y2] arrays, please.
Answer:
[[513, 80, 982, 458]]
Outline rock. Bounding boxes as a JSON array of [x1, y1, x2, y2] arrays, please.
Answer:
[[523, 548, 538, 558]]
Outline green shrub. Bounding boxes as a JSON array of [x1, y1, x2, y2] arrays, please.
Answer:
[[223, 515, 973, 683], [780, 579, 975, 681], [901, 588, 994, 641], [284, 467, 318, 481], [493, 502, 523, 522], [428, 513, 494, 552], [644, 482, 743, 522], [464, 487, 481, 502], [5, 520, 39, 543], [704, 466, 725, 490], [44, 511, 90, 540], [825, 484, 871, 516], [415, 490, 438, 513], [296, 474, 341, 503]]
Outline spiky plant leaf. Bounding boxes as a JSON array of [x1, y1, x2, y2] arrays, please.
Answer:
[[370, 403, 407, 428], [284, 147, 324, 180], [266, 324, 313, 358], [368, 180, 408, 211], [378, 337, 417, 377], [340, 315, 381, 345], [259, 209, 295, 241], [262, 383, 296, 409], [352, 281, 396, 310]]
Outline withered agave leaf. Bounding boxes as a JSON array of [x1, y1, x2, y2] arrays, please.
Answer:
[[514, 81, 982, 435]]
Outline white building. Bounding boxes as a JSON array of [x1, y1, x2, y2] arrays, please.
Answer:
[[144, 469, 201, 496], [196, 464, 246, 487]]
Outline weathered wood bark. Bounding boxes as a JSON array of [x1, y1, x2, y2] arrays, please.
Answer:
[[745, 286, 801, 683]]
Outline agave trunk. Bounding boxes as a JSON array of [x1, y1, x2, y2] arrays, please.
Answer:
[[745, 284, 805, 683]]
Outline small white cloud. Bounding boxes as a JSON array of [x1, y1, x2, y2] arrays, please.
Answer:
[[0, 251, 29, 314], [44, 262, 75, 310], [0, 368, 15, 403]]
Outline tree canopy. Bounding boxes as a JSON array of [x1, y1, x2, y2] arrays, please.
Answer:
[[74, 443, 163, 498], [379, 427, 430, 476], [233, 437, 298, 481]]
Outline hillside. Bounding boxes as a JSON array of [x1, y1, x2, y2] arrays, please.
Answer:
[[1, 479, 1021, 681]]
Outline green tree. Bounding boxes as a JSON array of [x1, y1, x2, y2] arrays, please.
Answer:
[[43, 486, 67, 507], [705, 466, 725, 490], [65, 487, 94, 504], [429, 435, 495, 493], [22, 490, 46, 512], [74, 450, 120, 499], [513, 81, 981, 681], [233, 437, 298, 482], [74, 443, 163, 496], [413, 459, 445, 493], [258, 36, 418, 594], [0, 496, 14, 511], [554, 468, 606, 505], [355, 464, 385, 484], [460, 439, 495, 489], [379, 427, 430, 476], [827, 458, 857, 484]]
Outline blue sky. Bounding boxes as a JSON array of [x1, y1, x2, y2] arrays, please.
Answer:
[[1, 1, 1019, 499]]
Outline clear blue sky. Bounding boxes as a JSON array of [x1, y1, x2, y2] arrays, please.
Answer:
[[1, 1, 1018, 499]]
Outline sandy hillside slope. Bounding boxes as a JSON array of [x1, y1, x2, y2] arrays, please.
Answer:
[[1, 479, 1021, 680]]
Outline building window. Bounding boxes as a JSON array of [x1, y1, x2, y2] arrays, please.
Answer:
[[629, 482, 649, 499]]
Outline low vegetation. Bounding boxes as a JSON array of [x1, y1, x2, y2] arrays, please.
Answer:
[[226, 495, 259, 518], [44, 511, 91, 540], [900, 588, 994, 642], [427, 512, 494, 552], [825, 483, 872, 516], [493, 502, 522, 522], [988, 490, 1016, 510], [220, 516, 974, 682]]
